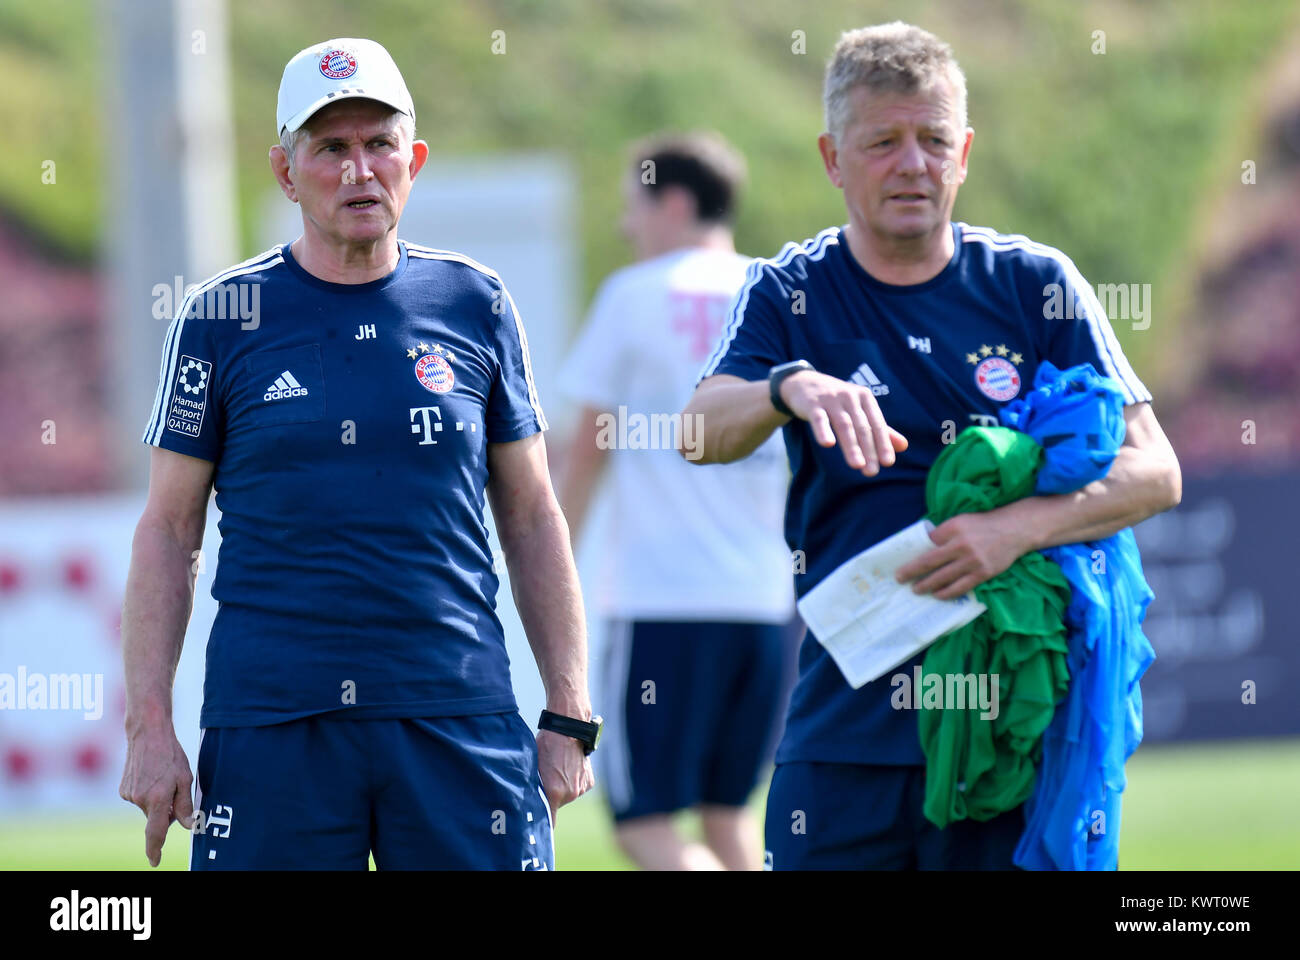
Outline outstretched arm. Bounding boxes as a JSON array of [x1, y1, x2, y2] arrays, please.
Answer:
[[682, 370, 908, 475]]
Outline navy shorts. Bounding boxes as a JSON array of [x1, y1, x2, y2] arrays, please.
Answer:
[[764, 762, 1025, 870], [190, 712, 553, 870], [597, 618, 794, 823]]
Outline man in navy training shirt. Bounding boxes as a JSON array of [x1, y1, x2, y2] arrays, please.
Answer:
[[684, 22, 1182, 870], [120, 38, 597, 870]]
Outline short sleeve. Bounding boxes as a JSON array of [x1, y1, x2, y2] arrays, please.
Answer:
[[698, 263, 791, 383], [556, 277, 628, 410], [1036, 257, 1153, 405], [486, 282, 548, 442], [141, 310, 224, 462]]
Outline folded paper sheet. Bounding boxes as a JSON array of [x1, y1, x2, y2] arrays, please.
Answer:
[[797, 520, 987, 689]]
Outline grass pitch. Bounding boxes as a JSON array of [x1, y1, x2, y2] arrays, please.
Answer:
[[2, 738, 1296, 870]]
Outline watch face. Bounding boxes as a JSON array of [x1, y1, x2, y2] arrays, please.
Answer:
[[590, 716, 604, 750]]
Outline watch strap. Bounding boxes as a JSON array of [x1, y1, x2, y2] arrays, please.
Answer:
[[769, 360, 814, 417], [538, 710, 601, 754]]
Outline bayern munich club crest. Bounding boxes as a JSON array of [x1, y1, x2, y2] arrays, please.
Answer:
[[319, 49, 358, 79], [966, 343, 1024, 402], [407, 341, 457, 394]]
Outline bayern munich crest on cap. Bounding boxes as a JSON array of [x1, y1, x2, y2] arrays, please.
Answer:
[[974, 356, 1021, 401], [279, 38, 414, 135], [319, 49, 358, 79]]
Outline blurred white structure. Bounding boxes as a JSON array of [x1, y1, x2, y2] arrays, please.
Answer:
[[104, 0, 238, 491]]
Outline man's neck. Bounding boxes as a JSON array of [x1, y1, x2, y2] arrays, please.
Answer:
[[291, 230, 400, 284], [842, 219, 954, 286], [646, 224, 735, 260]]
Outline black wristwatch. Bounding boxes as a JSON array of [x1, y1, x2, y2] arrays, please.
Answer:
[[538, 710, 603, 755], [768, 360, 814, 417]]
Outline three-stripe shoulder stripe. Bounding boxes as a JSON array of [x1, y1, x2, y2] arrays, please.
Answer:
[[144, 248, 284, 445], [700, 227, 841, 380], [404, 241, 500, 276], [959, 225, 1151, 404], [405, 243, 547, 430]]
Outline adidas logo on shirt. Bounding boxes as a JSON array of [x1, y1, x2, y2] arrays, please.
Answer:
[[849, 363, 890, 397], [264, 370, 309, 401]]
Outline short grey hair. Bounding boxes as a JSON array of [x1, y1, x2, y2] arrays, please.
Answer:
[[279, 109, 415, 170], [823, 22, 968, 142]]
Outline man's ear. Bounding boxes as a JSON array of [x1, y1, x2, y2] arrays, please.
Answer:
[[269, 144, 297, 203], [956, 127, 974, 184], [818, 132, 843, 189], [409, 139, 430, 181]]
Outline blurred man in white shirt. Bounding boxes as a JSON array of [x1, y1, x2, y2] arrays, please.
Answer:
[[557, 132, 796, 870]]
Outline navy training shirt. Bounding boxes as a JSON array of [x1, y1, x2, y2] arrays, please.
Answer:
[[143, 240, 547, 727], [700, 222, 1152, 766]]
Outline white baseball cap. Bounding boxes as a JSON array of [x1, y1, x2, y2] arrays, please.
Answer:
[[276, 38, 415, 136]]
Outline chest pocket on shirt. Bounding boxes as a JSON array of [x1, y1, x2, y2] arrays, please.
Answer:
[[244, 344, 326, 427]]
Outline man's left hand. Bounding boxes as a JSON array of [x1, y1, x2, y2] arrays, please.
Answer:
[[896, 511, 1032, 599], [536, 728, 594, 827]]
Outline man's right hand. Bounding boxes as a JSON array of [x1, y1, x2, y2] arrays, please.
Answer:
[[119, 725, 195, 868], [780, 370, 909, 476]]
